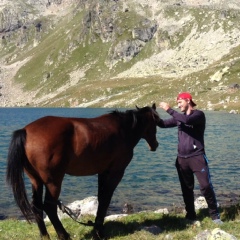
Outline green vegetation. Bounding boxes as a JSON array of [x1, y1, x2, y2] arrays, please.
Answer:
[[1, 205, 240, 239], [1, 2, 240, 111]]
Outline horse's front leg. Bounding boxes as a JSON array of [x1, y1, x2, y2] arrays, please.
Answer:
[[94, 169, 125, 239]]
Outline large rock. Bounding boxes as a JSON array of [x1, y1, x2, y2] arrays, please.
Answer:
[[44, 196, 98, 221], [195, 196, 208, 210], [132, 24, 157, 42], [209, 66, 229, 82], [154, 208, 169, 214], [194, 228, 237, 240], [105, 214, 128, 221]]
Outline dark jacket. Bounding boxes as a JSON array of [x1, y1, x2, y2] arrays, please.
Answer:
[[158, 108, 206, 158]]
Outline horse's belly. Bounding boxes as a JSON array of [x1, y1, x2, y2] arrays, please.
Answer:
[[65, 158, 111, 176], [65, 167, 98, 176]]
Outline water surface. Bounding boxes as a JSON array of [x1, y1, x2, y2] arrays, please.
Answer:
[[0, 108, 239, 218]]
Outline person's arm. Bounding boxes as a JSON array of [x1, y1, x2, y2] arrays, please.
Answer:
[[167, 108, 204, 125], [157, 117, 177, 128], [158, 102, 177, 128]]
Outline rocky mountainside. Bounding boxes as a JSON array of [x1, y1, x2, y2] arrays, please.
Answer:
[[0, 0, 240, 111]]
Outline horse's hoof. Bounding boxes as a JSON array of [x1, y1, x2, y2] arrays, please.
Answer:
[[58, 232, 71, 240], [93, 232, 105, 240], [93, 226, 105, 240], [41, 235, 51, 240]]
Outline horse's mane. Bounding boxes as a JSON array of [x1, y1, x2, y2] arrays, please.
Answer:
[[109, 106, 160, 129], [109, 109, 137, 128], [109, 109, 137, 117]]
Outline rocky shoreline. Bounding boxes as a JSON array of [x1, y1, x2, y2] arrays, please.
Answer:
[[1, 192, 239, 221]]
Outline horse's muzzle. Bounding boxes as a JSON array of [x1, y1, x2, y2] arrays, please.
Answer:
[[149, 141, 159, 151]]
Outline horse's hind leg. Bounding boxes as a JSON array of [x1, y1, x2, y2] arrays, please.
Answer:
[[31, 182, 50, 239], [43, 184, 70, 240]]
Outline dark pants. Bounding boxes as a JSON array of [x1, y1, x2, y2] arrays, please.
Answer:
[[176, 154, 220, 220]]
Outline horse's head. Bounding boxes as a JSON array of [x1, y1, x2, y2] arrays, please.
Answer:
[[135, 103, 160, 151]]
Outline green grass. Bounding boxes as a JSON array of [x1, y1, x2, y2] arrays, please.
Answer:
[[1, 205, 240, 240]]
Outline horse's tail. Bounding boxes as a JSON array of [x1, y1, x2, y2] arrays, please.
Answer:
[[6, 129, 34, 222]]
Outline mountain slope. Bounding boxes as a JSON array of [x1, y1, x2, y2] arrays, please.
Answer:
[[0, 0, 240, 111]]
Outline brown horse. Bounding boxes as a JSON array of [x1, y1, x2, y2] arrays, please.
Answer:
[[6, 103, 160, 240]]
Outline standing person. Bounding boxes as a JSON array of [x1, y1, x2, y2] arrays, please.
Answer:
[[158, 92, 222, 224]]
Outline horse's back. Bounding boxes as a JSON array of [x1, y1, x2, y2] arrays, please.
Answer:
[[24, 116, 74, 149], [24, 115, 119, 142], [25, 116, 74, 132]]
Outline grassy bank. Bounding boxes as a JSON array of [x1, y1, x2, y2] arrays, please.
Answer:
[[0, 205, 240, 239]]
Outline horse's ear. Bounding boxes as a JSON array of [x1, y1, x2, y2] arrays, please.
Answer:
[[136, 105, 140, 110], [152, 103, 156, 110]]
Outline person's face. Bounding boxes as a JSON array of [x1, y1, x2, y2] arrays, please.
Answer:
[[177, 99, 190, 112]]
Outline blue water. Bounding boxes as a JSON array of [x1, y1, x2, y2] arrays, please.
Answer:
[[0, 108, 240, 219]]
